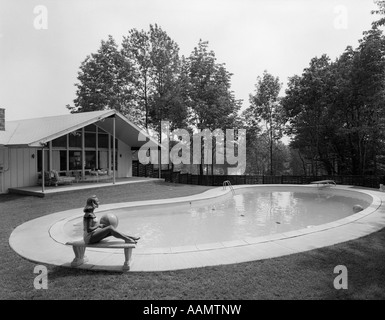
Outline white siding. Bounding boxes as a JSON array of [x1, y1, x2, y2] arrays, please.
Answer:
[[0, 147, 38, 193], [117, 140, 132, 178], [0, 146, 6, 193]]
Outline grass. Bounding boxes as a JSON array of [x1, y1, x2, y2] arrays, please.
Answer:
[[1, 181, 385, 300]]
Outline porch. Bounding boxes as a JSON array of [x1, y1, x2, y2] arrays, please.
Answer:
[[8, 177, 164, 197]]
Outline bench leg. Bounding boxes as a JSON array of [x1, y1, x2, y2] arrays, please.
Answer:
[[123, 248, 133, 271], [71, 246, 88, 267]]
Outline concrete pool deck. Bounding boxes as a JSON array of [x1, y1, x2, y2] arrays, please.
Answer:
[[9, 184, 385, 272]]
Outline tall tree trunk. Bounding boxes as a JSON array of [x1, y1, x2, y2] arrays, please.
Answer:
[[144, 77, 148, 129], [270, 128, 273, 175], [269, 110, 273, 175], [297, 150, 307, 176]]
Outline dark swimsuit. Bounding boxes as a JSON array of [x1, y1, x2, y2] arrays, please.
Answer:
[[83, 211, 98, 244]]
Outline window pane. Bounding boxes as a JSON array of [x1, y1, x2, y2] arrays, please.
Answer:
[[60, 150, 67, 171], [98, 133, 108, 148], [97, 126, 107, 134], [84, 124, 96, 132], [98, 151, 108, 170], [69, 131, 82, 148], [69, 151, 82, 170], [85, 151, 96, 170], [85, 132, 96, 148], [52, 135, 67, 148]]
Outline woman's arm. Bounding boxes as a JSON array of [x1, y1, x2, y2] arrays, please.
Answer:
[[85, 217, 103, 233]]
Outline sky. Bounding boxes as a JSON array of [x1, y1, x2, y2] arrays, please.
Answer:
[[0, 0, 380, 122]]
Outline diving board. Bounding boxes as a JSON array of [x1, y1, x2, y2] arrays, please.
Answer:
[[311, 180, 336, 188]]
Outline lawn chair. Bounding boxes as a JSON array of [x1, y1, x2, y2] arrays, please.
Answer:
[[50, 170, 76, 186], [72, 170, 82, 183]]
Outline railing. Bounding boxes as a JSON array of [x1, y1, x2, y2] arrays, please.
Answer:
[[223, 180, 235, 195]]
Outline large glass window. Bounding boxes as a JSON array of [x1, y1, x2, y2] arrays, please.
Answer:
[[52, 135, 67, 147], [69, 151, 82, 170], [69, 131, 82, 148], [85, 151, 97, 170], [84, 124, 96, 132], [98, 151, 108, 170], [60, 150, 67, 171], [37, 150, 50, 172], [39, 125, 120, 173], [98, 133, 109, 148], [85, 132, 96, 148]]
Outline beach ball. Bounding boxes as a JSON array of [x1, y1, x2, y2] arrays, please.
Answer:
[[100, 213, 119, 228]]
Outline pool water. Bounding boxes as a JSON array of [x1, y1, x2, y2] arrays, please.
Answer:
[[66, 187, 370, 249]]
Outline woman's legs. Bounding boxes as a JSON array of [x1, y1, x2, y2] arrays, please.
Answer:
[[88, 226, 136, 244]]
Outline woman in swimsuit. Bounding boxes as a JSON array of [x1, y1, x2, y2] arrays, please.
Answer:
[[83, 195, 140, 244]]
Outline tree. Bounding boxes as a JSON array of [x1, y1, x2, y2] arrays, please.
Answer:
[[147, 24, 187, 130], [327, 29, 385, 175], [282, 55, 340, 175], [249, 71, 284, 175], [68, 28, 242, 178], [184, 40, 242, 177], [186, 40, 240, 130], [241, 104, 290, 175], [122, 24, 188, 132], [372, 0, 385, 28], [122, 25, 191, 177], [240, 107, 262, 174], [345, 28, 385, 174], [67, 36, 136, 116], [283, 28, 385, 175], [121, 28, 152, 127]]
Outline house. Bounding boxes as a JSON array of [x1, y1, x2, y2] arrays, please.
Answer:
[[0, 108, 159, 194]]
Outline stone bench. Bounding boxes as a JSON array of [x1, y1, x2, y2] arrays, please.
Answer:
[[66, 239, 136, 271]]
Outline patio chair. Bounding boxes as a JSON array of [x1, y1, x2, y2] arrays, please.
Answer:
[[72, 171, 82, 183], [50, 170, 76, 187], [38, 171, 54, 186]]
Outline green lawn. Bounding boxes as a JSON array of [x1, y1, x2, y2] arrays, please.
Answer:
[[1, 181, 384, 300]]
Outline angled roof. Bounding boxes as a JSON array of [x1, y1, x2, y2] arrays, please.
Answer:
[[0, 110, 160, 148]]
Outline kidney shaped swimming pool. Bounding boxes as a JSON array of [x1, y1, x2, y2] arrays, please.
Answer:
[[61, 186, 372, 249]]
